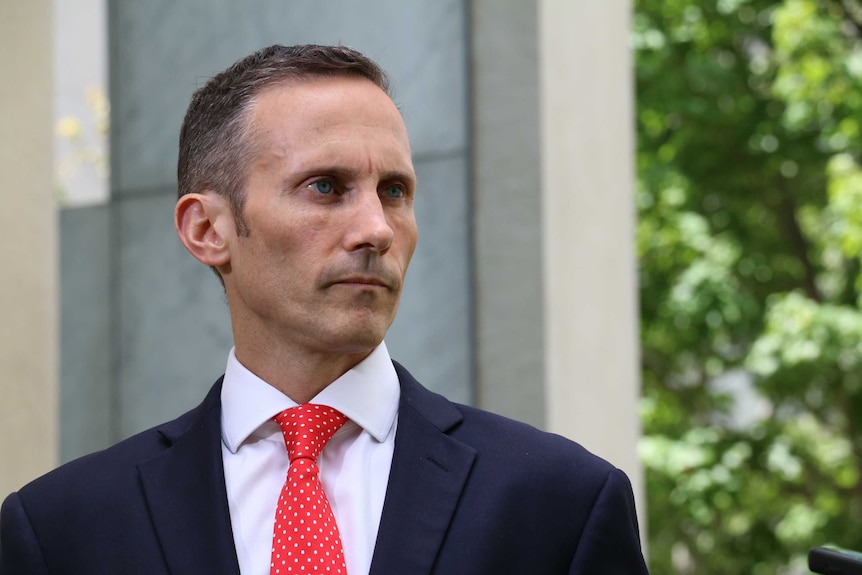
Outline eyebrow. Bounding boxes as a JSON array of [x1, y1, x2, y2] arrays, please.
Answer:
[[289, 165, 416, 186]]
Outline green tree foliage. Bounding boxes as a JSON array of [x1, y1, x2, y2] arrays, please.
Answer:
[[636, 1, 862, 572]]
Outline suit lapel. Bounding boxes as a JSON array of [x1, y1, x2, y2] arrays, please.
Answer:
[[369, 364, 476, 575], [138, 379, 241, 575]]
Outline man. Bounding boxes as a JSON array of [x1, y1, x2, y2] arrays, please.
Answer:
[[0, 44, 649, 574]]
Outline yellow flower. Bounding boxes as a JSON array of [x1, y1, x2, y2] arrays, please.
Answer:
[[56, 117, 82, 139]]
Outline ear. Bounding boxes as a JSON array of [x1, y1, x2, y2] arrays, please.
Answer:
[[174, 192, 233, 269]]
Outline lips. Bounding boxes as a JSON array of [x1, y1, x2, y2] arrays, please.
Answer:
[[322, 259, 401, 291], [334, 276, 390, 288], [325, 271, 399, 290]]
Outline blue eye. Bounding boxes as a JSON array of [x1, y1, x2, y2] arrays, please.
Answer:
[[311, 180, 334, 194], [384, 184, 405, 198]]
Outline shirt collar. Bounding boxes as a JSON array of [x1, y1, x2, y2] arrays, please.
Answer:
[[220, 342, 400, 453]]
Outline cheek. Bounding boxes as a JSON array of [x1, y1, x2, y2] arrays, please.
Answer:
[[395, 218, 418, 260], [271, 226, 335, 279], [255, 211, 326, 253], [290, 223, 333, 259]]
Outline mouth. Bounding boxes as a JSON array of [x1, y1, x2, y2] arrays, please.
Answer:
[[331, 276, 392, 289]]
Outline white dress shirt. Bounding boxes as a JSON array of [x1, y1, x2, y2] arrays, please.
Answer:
[[220, 342, 400, 575]]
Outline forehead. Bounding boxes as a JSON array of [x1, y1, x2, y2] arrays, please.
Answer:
[[247, 76, 412, 163]]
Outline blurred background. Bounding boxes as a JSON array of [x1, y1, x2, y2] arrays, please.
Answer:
[[5, 1, 862, 574], [636, 1, 862, 573]]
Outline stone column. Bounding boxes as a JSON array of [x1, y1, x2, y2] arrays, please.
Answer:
[[0, 0, 58, 495], [472, 0, 545, 428], [539, 0, 644, 515]]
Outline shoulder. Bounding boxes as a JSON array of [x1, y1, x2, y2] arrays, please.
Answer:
[[395, 361, 620, 493], [446, 408, 644, 571], [455, 402, 611, 464], [452, 402, 619, 493], [392, 362, 645, 571], [13, 380, 220, 504]]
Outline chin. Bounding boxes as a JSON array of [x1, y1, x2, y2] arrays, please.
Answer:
[[328, 321, 390, 353]]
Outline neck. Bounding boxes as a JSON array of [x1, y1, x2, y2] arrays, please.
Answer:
[[232, 338, 373, 403]]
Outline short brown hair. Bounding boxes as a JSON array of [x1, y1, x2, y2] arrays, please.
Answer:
[[177, 44, 391, 234]]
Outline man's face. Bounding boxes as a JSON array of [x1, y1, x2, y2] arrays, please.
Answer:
[[221, 76, 417, 359]]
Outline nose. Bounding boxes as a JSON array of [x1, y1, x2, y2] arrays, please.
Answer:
[[344, 187, 394, 253]]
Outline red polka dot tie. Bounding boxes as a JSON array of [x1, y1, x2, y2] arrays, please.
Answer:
[[271, 404, 349, 575]]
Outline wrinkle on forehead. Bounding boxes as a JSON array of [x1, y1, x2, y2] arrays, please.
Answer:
[[286, 137, 414, 177]]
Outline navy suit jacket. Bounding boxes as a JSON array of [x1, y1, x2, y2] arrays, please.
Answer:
[[0, 363, 648, 574]]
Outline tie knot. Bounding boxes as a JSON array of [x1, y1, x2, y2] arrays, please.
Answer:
[[273, 404, 348, 462]]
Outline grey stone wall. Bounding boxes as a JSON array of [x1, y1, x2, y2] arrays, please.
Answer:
[[471, 0, 544, 428]]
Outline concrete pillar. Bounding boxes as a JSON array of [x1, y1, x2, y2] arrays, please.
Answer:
[[472, 0, 545, 428], [0, 0, 58, 496], [538, 0, 644, 513]]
